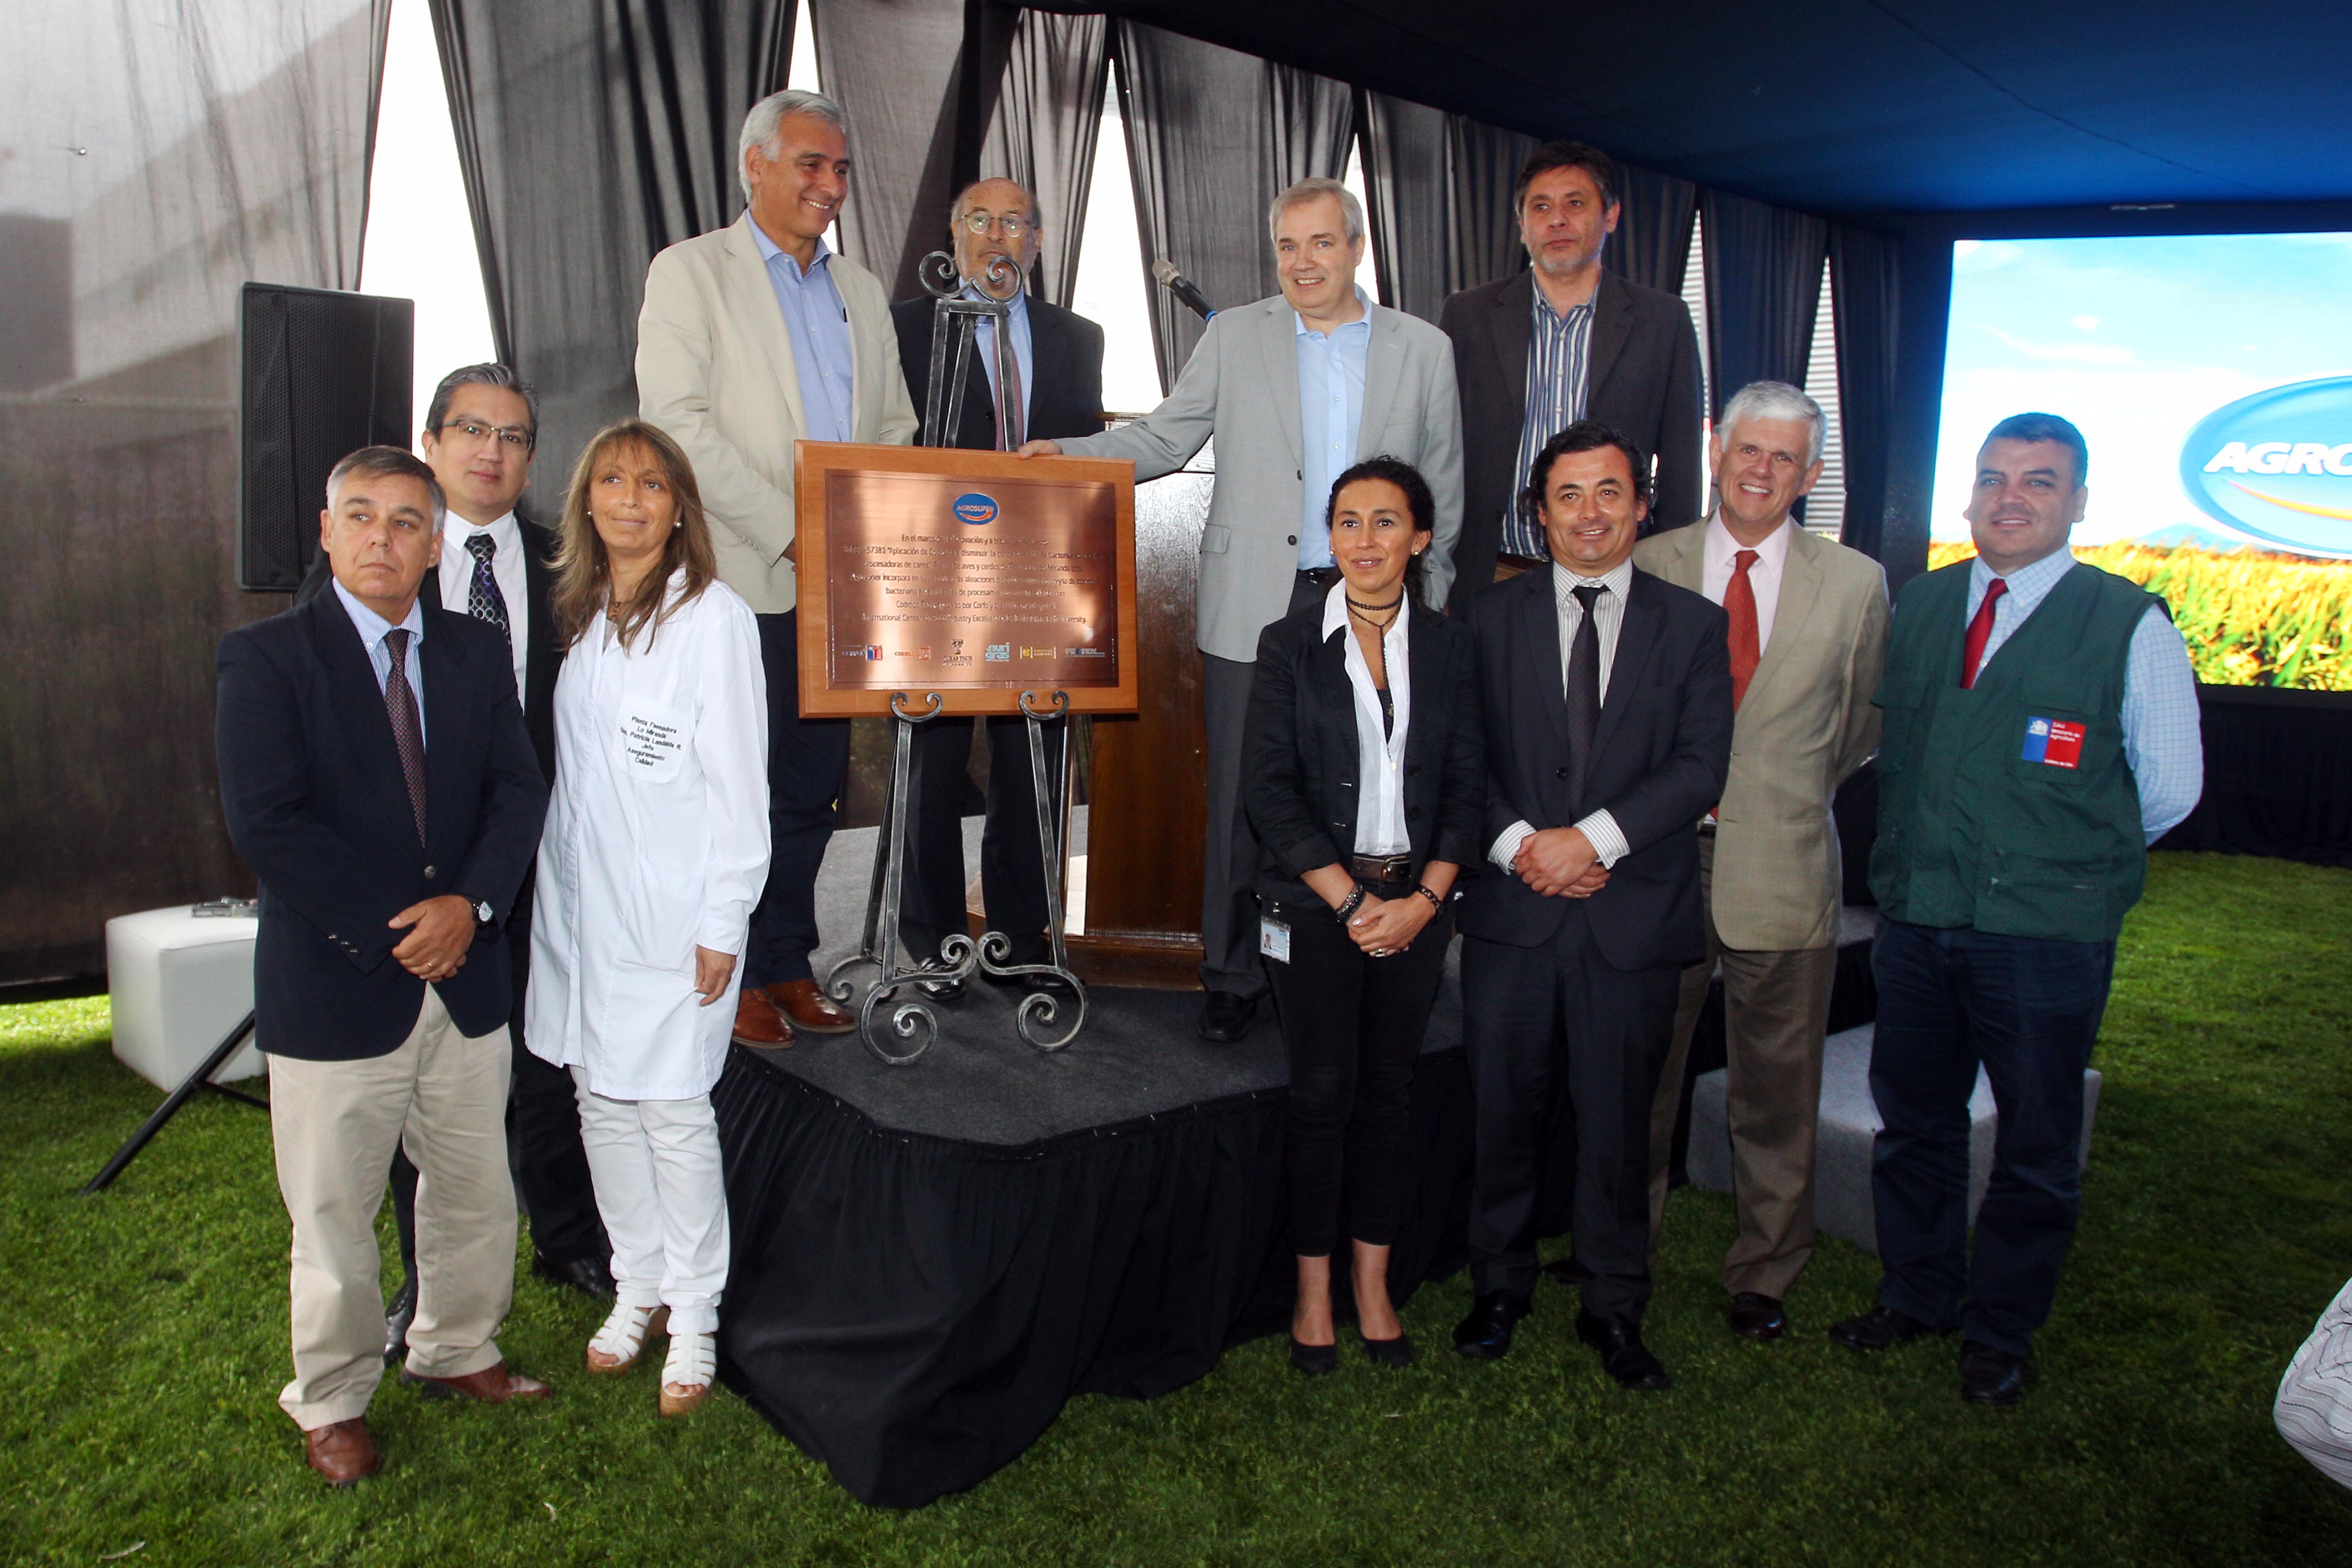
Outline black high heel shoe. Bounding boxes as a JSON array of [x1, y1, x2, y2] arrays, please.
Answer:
[[1363, 1331, 1415, 1369], [1288, 1336, 1339, 1376]]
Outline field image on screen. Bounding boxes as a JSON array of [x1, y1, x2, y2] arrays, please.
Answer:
[[1935, 232, 2352, 689]]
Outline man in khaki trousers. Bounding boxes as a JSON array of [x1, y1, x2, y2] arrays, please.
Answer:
[[1632, 382, 1889, 1341], [217, 447, 553, 1484]]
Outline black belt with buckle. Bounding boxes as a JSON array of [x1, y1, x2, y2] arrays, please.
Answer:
[[1351, 853, 1413, 887]]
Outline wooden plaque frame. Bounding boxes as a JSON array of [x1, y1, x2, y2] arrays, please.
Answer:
[[793, 442, 1138, 718]]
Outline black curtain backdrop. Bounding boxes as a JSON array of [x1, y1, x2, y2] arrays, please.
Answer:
[[1358, 94, 1537, 323], [1699, 188, 1828, 419], [979, 9, 1111, 308], [0, 0, 387, 981], [431, 0, 791, 480], [1604, 164, 1700, 296], [811, 0, 969, 304], [1444, 113, 1540, 303], [1828, 222, 1901, 559], [1112, 21, 1354, 391]]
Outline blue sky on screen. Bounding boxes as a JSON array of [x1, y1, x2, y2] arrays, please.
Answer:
[[1933, 232, 2352, 545]]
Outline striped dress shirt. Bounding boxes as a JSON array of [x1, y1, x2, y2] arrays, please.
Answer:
[[2276, 1273, 2352, 1490], [1498, 287, 1596, 560]]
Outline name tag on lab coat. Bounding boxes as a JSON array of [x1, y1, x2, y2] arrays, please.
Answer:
[[620, 700, 689, 783]]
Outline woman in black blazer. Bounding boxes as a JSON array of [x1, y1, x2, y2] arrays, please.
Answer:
[[1244, 457, 1486, 1374]]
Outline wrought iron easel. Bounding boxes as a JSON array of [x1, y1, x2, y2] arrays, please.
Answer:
[[822, 252, 1087, 1065]]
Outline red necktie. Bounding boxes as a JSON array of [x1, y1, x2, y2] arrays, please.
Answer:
[[1724, 549, 1761, 709], [1960, 578, 2006, 689]]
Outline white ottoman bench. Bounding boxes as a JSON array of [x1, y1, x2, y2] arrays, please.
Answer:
[[106, 905, 265, 1091], [1686, 1023, 2102, 1254]]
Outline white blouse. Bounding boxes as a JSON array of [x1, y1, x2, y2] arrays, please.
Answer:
[[1322, 582, 1411, 856], [528, 571, 770, 1100]]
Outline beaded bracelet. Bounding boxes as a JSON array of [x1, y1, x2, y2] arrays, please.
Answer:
[[1334, 885, 1367, 921], [1412, 884, 1444, 911]]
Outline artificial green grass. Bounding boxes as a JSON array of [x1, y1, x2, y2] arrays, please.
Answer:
[[2, 851, 2348, 1565]]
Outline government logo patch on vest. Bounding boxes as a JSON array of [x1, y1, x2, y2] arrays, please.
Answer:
[[2022, 716, 2085, 769]]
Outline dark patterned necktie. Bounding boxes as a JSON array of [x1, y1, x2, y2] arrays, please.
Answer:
[[1565, 584, 1604, 801], [383, 627, 428, 844], [464, 532, 511, 650]]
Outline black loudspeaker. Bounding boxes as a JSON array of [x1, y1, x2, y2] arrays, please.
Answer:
[[237, 283, 413, 591]]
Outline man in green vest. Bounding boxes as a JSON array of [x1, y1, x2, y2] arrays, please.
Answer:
[[1829, 412, 2202, 1404]]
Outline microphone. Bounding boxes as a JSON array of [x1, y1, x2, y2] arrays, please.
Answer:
[[1151, 258, 1215, 321]]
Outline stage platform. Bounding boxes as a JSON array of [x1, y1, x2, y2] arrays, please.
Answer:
[[711, 825, 1873, 1506]]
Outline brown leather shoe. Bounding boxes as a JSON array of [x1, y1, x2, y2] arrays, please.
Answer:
[[1729, 1291, 1788, 1342], [766, 978, 854, 1034], [402, 1359, 553, 1404], [732, 987, 793, 1048], [303, 1417, 381, 1486]]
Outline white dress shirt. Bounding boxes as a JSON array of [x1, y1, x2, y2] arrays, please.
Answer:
[[1322, 583, 1412, 855], [438, 511, 529, 703], [1489, 558, 1638, 874], [1699, 513, 1793, 652]]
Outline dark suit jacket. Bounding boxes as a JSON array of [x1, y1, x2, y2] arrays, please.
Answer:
[[295, 515, 562, 781], [217, 591, 550, 1060], [1438, 270, 1705, 612], [1243, 601, 1486, 905], [1456, 565, 1732, 972], [890, 292, 1106, 448]]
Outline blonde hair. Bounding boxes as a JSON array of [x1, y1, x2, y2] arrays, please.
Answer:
[[550, 420, 718, 652]]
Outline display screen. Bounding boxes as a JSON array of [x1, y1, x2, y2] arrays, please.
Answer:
[[1935, 232, 2352, 689]]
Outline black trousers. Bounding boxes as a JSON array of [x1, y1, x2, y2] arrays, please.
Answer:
[[391, 910, 605, 1280], [902, 715, 1064, 968], [744, 609, 853, 988], [1263, 892, 1451, 1258], [1461, 904, 1681, 1320], [1868, 916, 2114, 1359]]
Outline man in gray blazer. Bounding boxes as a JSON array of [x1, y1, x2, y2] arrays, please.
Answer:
[[1021, 177, 1463, 1041], [1632, 381, 1888, 1343]]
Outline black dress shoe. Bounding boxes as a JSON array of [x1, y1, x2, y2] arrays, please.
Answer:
[[531, 1251, 617, 1299], [1198, 991, 1257, 1044], [1363, 1332, 1414, 1369], [916, 975, 966, 1002], [1451, 1291, 1530, 1361], [1959, 1340, 2027, 1405], [1728, 1291, 1787, 1342], [1576, 1310, 1671, 1391], [1288, 1336, 1339, 1376], [1828, 1303, 1951, 1353], [382, 1275, 417, 1365]]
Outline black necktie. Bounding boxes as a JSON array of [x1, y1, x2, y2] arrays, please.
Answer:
[[464, 532, 511, 651], [383, 627, 428, 845], [1565, 583, 1604, 803]]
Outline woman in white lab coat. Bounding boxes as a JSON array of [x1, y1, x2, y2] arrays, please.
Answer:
[[528, 419, 769, 1417]]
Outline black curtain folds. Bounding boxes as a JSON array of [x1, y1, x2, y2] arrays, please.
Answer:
[[1357, 95, 1535, 324], [430, 0, 791, 477], [979, 10, 1110, 308], [1699, 188, 1828, 418], [811, 0, 969, 304], [1828, 222, 1901, 558], [1604, 163, 1700, 296], [1112, 21, 1354, 390]]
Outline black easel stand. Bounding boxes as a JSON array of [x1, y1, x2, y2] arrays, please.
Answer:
[[80, 1010, 265, 1195]]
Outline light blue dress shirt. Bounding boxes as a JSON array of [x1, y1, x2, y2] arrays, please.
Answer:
[[967, 283, 1034, 434], [1295, 289, 1373, 571], [1965, 549, 2203, 842], [749, 222, 856, 444], [332, 577, 427, 747]]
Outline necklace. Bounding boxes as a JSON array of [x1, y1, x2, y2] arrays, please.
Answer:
[[1345, 592, 1402, 716]]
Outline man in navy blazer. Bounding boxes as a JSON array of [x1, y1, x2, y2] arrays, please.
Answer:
[[1451, 421, 1731, 1392], [218, 446, 552, 1485]]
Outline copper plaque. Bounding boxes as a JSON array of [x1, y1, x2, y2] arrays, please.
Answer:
[[794, 443, 1139, 716]]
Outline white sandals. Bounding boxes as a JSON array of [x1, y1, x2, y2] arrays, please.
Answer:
[[585, 1301, 669, 1375], [658, 1330, 717, 1417]]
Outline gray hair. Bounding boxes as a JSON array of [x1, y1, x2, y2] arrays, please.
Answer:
[[1267, 176, 1365, 249], [1718, 381, 1827, 466], [947, 178, 1042, 232], [738, 89, 847, 201], [327, 444, 446, 528], [424, 363, 537, 449]]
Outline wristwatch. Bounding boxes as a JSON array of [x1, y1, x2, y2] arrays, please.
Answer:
[[469, 898, 495, 926]]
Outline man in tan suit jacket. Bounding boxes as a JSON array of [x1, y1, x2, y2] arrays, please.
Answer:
[[636, 89, 917, 1047], [1632, 381, 1888, 1342]]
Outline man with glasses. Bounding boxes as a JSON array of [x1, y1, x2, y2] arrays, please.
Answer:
[[297, 364, 613, 1361], [889, 179, 1105, 994]]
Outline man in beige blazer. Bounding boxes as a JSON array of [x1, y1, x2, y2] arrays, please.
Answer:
[[1632, 380, 1888, 1342], [637, 89, 918, 1047]]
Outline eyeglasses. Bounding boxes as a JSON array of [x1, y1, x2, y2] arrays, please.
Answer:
[[958, 211, 1031, 239], [438, 419, 535, 451]]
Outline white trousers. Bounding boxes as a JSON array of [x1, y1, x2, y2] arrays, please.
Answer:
[[268, 988, 515, 1430], [571, 1068, 730, 1337]]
